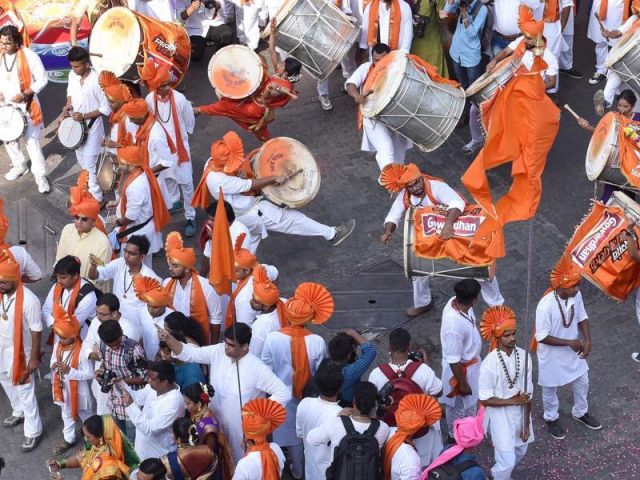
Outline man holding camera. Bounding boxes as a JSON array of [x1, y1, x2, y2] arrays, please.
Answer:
[[178, 0, 233, 62]]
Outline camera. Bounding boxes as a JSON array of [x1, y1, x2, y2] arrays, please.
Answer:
[[99, 370, 117, 393], [413, 15, 429, 38], [127, 356, 148, 379], [408, 350, 424, 362], [378, 381, 395, 407], [203, 0, 215, 9]]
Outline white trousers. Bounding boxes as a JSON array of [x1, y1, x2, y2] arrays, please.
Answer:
[[559, 34, 574, 70], [365, 121, 409, 170], [91, 378, 111, 415], [541, 371, 589, 421], [165, 177, 196, 220], [286, 443, 304, 479], [412, 276, 504, 308], [0, 372, 43, 438], [445, 398, 477, 437], [235, 3, 261, 50], [259, 201, 335, 239], [60, 406, 93, 443], [75, 151, 103, 202], [4, 123, 47, 178], [595, 42, 609, 75], [492, 445, 528, 480]]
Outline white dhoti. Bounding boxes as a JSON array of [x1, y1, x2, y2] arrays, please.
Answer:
[[165, 161, 196, 220], [493, 445, 529, 480]]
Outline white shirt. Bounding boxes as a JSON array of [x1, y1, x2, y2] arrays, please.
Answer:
[[124, 118, 176, 172], [49, 344, 94, 414], [204, 220, 252, 256], [81, 316, 143, 373], [0, 47, 47, 125], [175, 344, 291, 462], [232, 443, 286, 480], [131, 0, 176, 21], [359, 1, 413, 53], [388, 430, 422, 480], [177, 0, 228, 36], [163, 275, 224, 325], [384, 181, 466, 227], [588, 0, 626, 44], [67, 68, 111, 156], [492, 0, 523, 36], [507, 37, 559, 77], [296, 397, 342, 480], [206, 170, 256, 215], [478, 347, 534, 452], [231, 265, 279, 327], [9, 245, 42, 281], [535, 291, 589, 387], [41, 279, 97, 338], [139, 306, 173, 360], [249, 305, 286, 358], [0, 286, 42, 376], [125, 384, 186, 460], [96, 258, 160, 319]]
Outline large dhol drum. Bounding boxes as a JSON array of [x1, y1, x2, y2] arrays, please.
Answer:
[[265, 0, 360, 81], [403, 207, 492, 280], [585, 113, 640, 191], [97, 150, 121, 192], [466, 56, 519, 105], [207, 45, 266, 99], [0, 104, 27, 143], [604, 21, 640, 92], [361, 51, 465, 152], [251, 137, 321, 208], [57, 117, 87, 149], [90, 7, 190, 86]]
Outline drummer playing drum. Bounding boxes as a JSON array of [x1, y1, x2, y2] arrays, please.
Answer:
[[0, 25, 50, 193]]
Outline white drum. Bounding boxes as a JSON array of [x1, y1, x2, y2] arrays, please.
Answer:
[[208, 45, 266, 99], [361, 51, 465, 152], [466, 56, 519, 105], [265, 0, 360, 81], [605, 22, 640, 93], [0, 104, 27, 143], [57, 117, 88, 150]]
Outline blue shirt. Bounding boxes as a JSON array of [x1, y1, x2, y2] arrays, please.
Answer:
[[338, 343, 377, 405], [444, 0, 487, 67], [175, 362, 206, 392]]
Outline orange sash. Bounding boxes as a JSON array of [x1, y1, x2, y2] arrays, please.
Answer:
[[543, 0, 559, 22], [446, 358, 478, 398], [383, 435, 415, 480], [367, 0, 402, 50], [53, 280, 81, 316], [3, 283, 28, 385], [166, 272, 211, 344], [224, 276, 251, 329], [280, 326, 313, 399], [134, 114, 177, 167], [192, 159, 218, 209], [599, 0, 631, 22], [15, 48, 43, 125], [247, 442, 280, 480], [154, 90, 190, 164], [52, 338, 82, 419], [110, 109, 128, 147]]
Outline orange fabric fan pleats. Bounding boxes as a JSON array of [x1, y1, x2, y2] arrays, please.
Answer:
[[479, 305, 517, 351], [133, 275, 173, 308], [380, 163, 422, 193]]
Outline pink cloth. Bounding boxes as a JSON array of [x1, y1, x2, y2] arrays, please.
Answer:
[[420, 406, 485, 478]]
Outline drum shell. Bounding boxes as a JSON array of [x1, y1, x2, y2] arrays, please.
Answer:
[[403, 208, 491, 280], [605, 24, 640, 93], [0, 105, 27, 143], [57, 117, 88, 149], [465, 56, 518, 105], [608, 190, 640, 223], [269, 0, 360, 81], [97, 151, 121, 192]]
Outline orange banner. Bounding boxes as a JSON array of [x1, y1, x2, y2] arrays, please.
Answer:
[[565, 201, 640, 301], [412, 204, 495, 267]]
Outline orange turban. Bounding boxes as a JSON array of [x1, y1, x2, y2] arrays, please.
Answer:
[[134, 275, 173, 307], [165, 232, 197, 269], [117, 145, 145, 166], [52, 303, 81, 338], [380, 163, 422, 193], [518, 5, 543, 37], [252, 265, 280, 307], [0, 197, 9, 246], [98, 71, 132, 103], [234, 233, 256, 268], [140, 59, 171, 92], [549, 254, 582, 290], [69, 170, 101, 222], [480, 305, 517, 351], [242, 398, 286, 442], [285, 282, 334, 326], [634, 0, 640, 12], [210, 131, 245, 173], [123, 98, 149, 118], [0, 250, 19, 281]]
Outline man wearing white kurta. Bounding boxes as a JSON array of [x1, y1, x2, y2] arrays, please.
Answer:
[[558, 5, 583, 78], [439, 279, 482, 438], [346, 44, 412, 172], [42, 276, 97, 341], [162, 271, 223, 332], [66, 47, 111, 202], [233, 442, 286, 479], [7, 245, 42, 283], [162, 322, 291, 462], [0, 26, 50, 193], [249, 297, 286, 358], [540, 0, 572, 93], [359, 0, 413, 57], [231, 0, 262, 50], [139, 304, 174, 361], [130, 0, 176, 20], [587, 0, 627, 84]]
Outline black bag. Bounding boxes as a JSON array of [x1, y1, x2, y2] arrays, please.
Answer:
[[427, 459, 480, 479], [326, 416, 381, 480]]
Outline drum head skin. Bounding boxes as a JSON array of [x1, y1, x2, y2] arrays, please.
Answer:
[[605, 21, 640, 68], [57, 117, 85, 149], [466, 56, 515, 97], [0, 105, 26, 143], [361, 51, 407, 118], [208, 45, 264, 99], [585, 115, 618, 181], [90, 7, 141, 77], [252, 137, 321, 208]]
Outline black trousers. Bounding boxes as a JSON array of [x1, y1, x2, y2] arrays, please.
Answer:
[[190, 25, 234, 62]]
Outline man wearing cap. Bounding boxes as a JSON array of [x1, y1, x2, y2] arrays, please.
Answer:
[[163, 231, 223, 345], [234, 398, 287, 479], [192, 131, 356, 252], [0, 251, 43, 451], [249, 266, 288, 358], [49, 304, 94, 455], [142, 61, 197, 237], [534, 255, 601, 440], [0, 197, 42, 283], [261, 282, 331, 479], [380, 163, 504, 317], [479, 305, 533, 480], [135, 276, 175, 360]]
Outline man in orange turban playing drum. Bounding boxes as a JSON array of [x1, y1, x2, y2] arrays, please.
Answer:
[[478, 305, 533, 480], [534, 255, 601, 441]]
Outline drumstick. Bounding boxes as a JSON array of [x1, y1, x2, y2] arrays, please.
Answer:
[[594, 12, 605, 31], [89, 53, 104, 58], [563, 104, 581, 120], [284, 168, 304, 182]]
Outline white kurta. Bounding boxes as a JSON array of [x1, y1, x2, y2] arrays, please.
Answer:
[[163, 275, 224, 326], [296, 397, 342, 480], [478, 347, 534, 452], [139, 306, 173, 360], [388, 429, 422, 480], [249, 304, 286, 358], [359, 1, 413, 53], [9, 245, 42, 281], [175, 344, 291, 462], [507, 37, 559, 77], [492, 0, 521, 36], [49, 345, 94, 414], [41, 279, 97, 339], [439, 297, 481, 409], [203, 220, 252, 256], [205, 170, 263, 235], [261, 331, 327, 446], [384, 181, 466, 227], [0, 47, 47, 125], [588, 0, 626, 44], [535, 291, 589, 387], [125, 384, 186, 460], [232, 443, 286, 480]]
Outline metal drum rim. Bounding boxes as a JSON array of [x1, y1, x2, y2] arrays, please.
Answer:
[[585, 117, 620, 181], [361, 51, 408, 118], [89, 7, 141, 78]]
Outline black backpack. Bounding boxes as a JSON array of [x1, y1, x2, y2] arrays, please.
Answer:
[[427, 459, 481, 480], [326, 416, 381, 480]]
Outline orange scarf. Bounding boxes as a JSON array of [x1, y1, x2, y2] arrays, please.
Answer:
[[14, 48, 43, 125], [224, 276, 251, 329], [357, 63, 377, 130], [247, 442, 279, 480], [119, 167, 170, 233], [134, 114, 177, 167], [3, 283, 28, 385], [383, 435, 415, 480], [52, 338, 82, 419], [280, 326, 313, 399], [155, 90, 190, 164], [446, 358, 478, 398], [192, 159, 218, 209], [53, 280, 81, 316], [367, 0, 402, 50], [110, 109, 128, 147], [401, 174, 449, 210], [543, 0, 559, 22], [275, 300, 288, 329], [166, 272, 211, 344], [599, 0, 631, 22]]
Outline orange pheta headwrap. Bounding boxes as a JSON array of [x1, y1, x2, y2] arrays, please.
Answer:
[[600, 0, 631, 22], [192, 132, 247, 209], [52, 304, 82, 419], [133, 275, 173, 308], [367, 0, 402, 50], [0, 197, 9, 248], [252, 266, 287, 329], [98, 71, 130, 103], [139, 59, 171, 91], [224, 233, 257, 329], [480, 305, 517, 351], [380, 164, 422, 193], [123, 98, 149, 118], [69, 170, 105, 233], [383, 394, 442, 480], [165, 231, 197, 269], [283, 283, 334, 398], [242, 398, 287, 480], [519, 5, 544, 37]]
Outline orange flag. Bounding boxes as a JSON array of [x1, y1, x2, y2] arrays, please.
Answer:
[[0, 1, 31, 47], [209, 189, 236, 295]]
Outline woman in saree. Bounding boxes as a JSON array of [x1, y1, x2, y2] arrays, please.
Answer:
[[159, 417, 218, 479]]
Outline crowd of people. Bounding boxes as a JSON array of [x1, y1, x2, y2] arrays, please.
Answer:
[[1, 0, 639, 478]]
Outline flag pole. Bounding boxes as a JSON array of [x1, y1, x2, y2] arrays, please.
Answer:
[[522, 219, 534, 432]]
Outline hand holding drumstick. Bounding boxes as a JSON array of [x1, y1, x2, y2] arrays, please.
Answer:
[[564, 104, 595, 132]]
